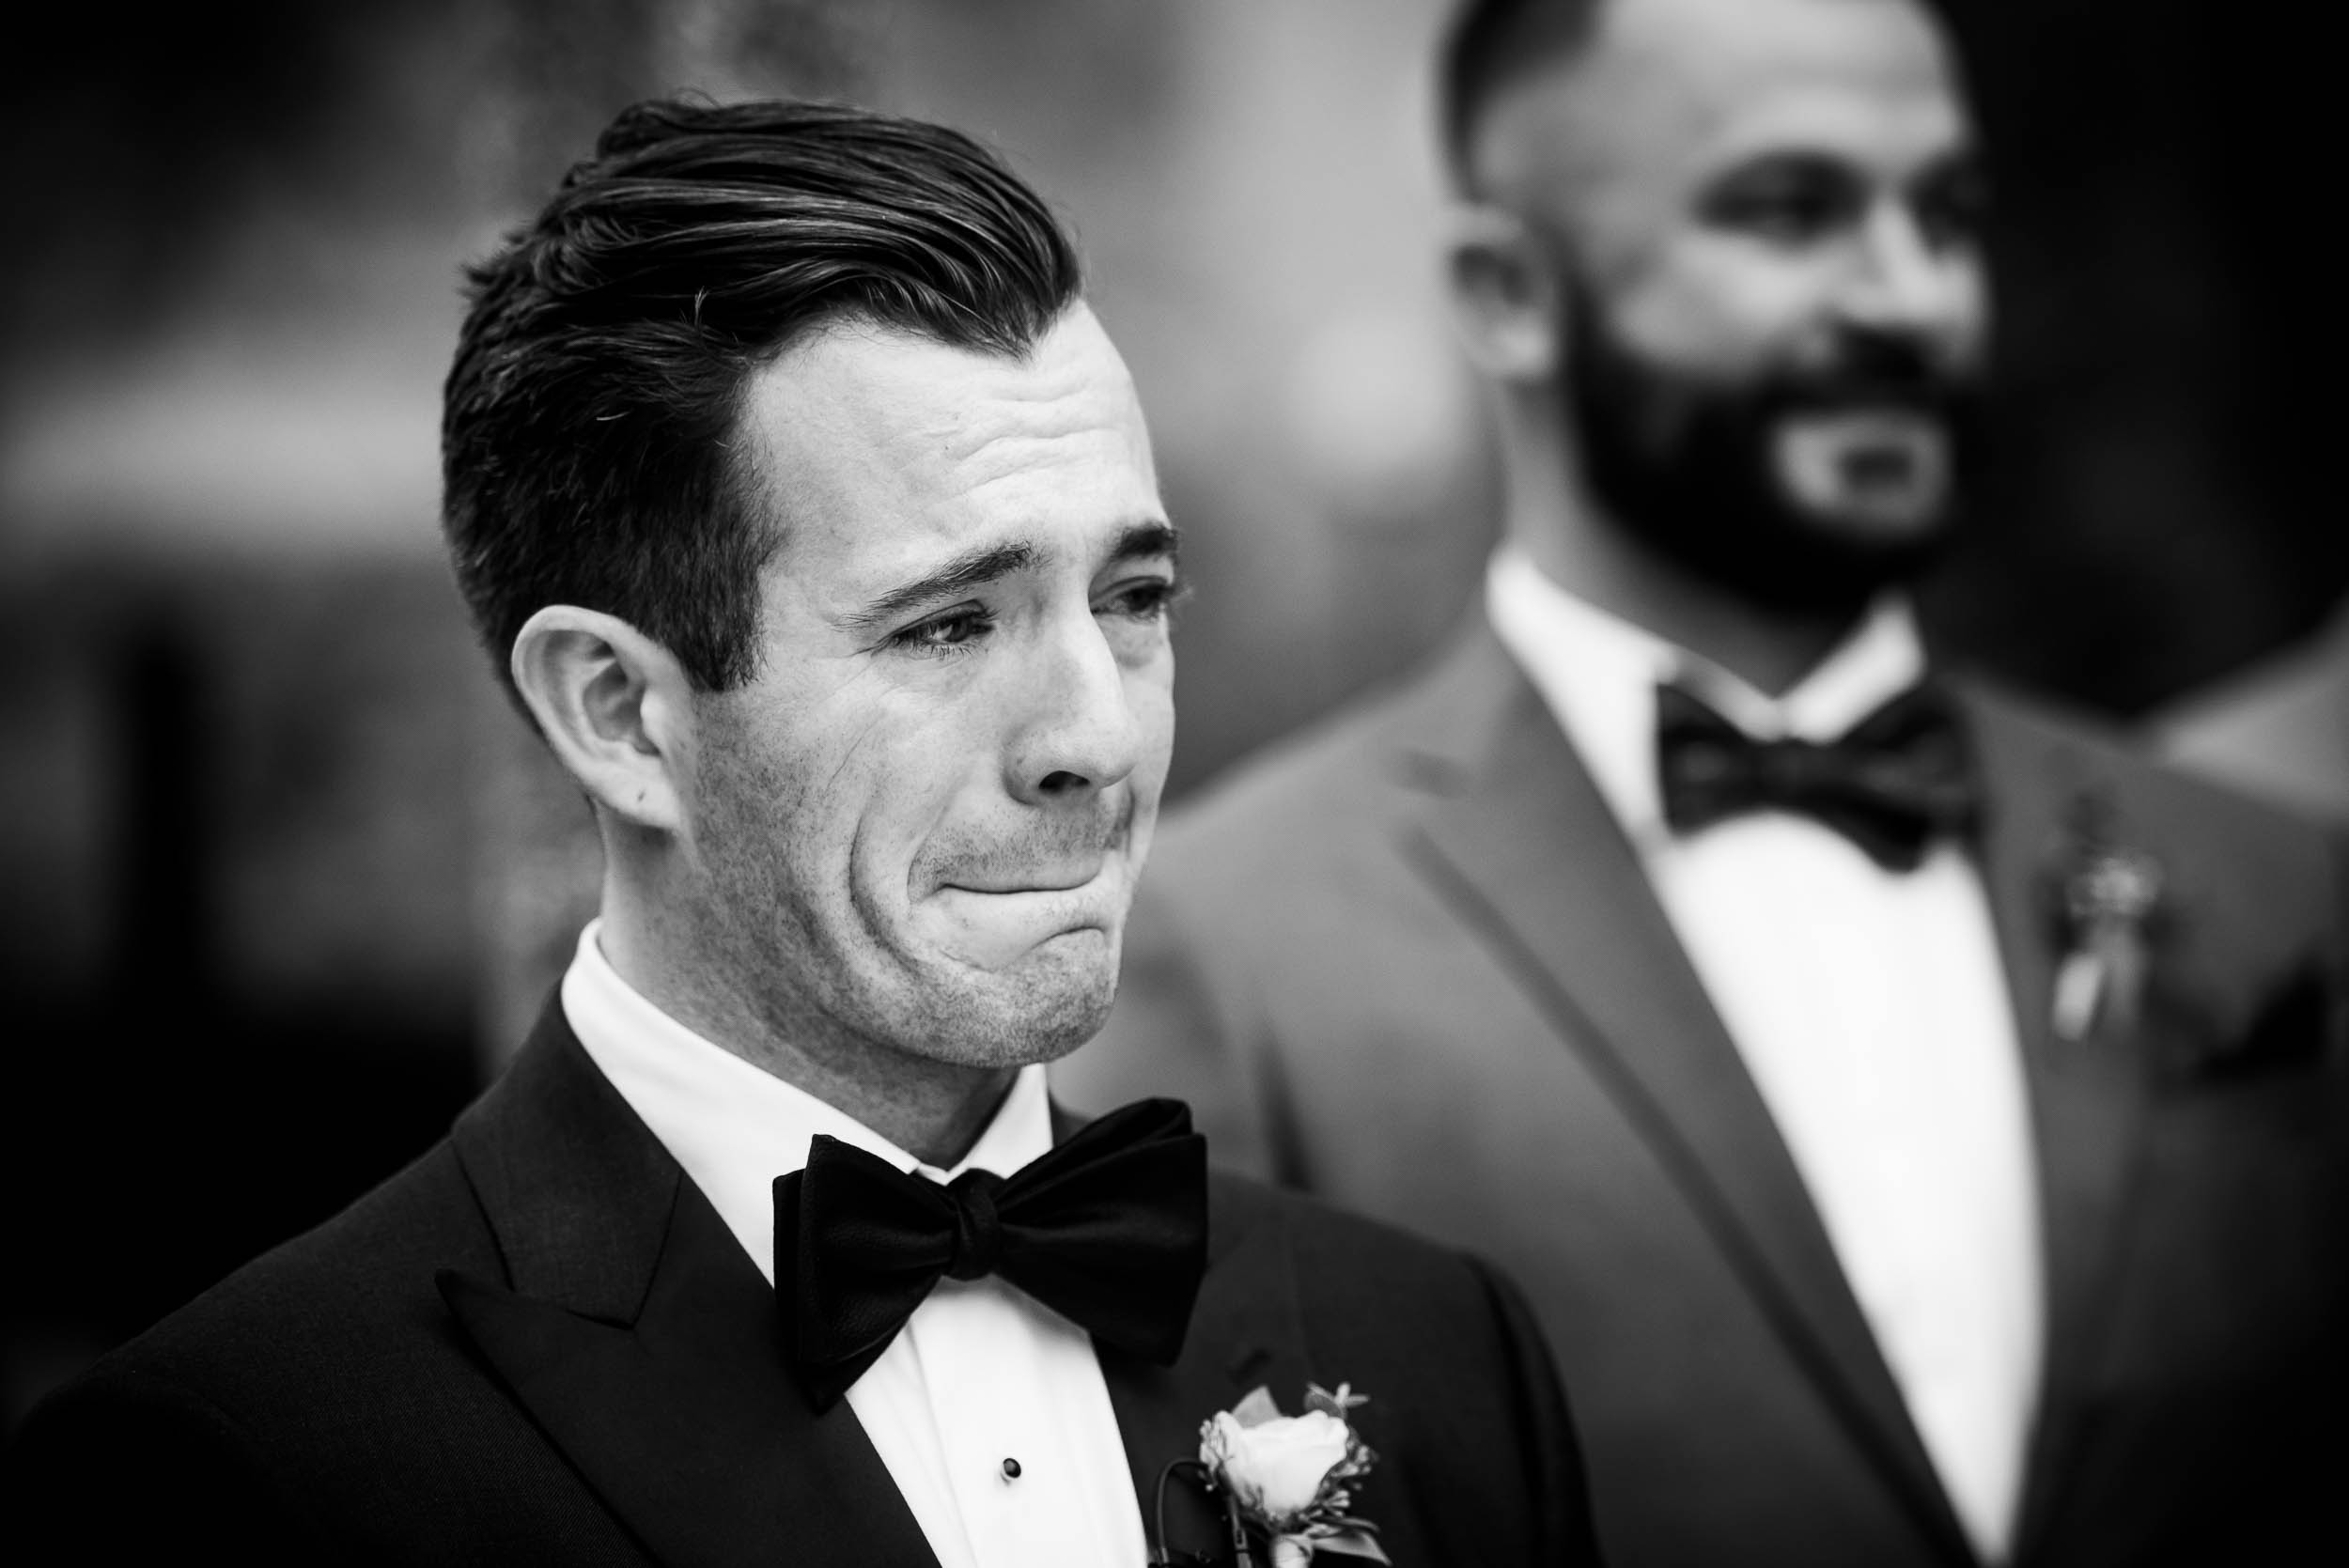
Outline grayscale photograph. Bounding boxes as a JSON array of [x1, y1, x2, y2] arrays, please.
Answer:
[[3, 2, 2342, 1564]]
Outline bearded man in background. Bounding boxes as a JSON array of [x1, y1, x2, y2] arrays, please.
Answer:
[[1059, 1, 2349, 1562]]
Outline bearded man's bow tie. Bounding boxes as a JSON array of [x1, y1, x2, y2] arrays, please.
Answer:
[[1655, 679, 1980, 872], [775, 1097, 1208, 1409]]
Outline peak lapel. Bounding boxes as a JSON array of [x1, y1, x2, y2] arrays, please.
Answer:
[[444, 1006, 939, 1568], [1047, 1102, 1307, 1556], [1957, 688, 2157, 1562], [1406, 635, 1970, 1560]]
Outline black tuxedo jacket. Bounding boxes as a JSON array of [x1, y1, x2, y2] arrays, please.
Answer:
[[1058, 614, 2349, 1568], [8, 1001, 1600, 1566]]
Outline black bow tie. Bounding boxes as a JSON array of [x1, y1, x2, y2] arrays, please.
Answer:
[[774, 1096, 1208, 1410], [1655, 679, 1979, 871]]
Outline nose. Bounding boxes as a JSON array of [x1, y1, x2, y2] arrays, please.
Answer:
[[1836, 199, 1983, 346], [1003, 610, 1144, 804]]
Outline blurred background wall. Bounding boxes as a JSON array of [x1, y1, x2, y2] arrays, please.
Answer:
[[3, 0, 2342, 1433]]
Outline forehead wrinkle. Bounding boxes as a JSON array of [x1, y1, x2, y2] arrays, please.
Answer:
[[895, 360, 1145, 498], [738, 304, 1162, 623]]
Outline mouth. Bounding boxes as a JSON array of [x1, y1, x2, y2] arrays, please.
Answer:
[[926, 804, 1132, 899], [1773, 412, 1952, 528], [1842, 441, 1924, 487], [941, 852, 1109, 896], [923, 856, 1133, 970]]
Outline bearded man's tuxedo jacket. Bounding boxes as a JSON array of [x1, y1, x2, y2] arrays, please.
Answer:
[[7, 1004, 1600, 1565], [1057, 615, 2349, 1568]]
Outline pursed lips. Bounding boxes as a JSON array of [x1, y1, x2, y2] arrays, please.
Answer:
[[927, 803, 1133, 897], [914, 803, 1143, 966], [941, 851, 1110, 895]]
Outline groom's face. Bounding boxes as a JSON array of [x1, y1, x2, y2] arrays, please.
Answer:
[[678, 305, 1179, 1076]]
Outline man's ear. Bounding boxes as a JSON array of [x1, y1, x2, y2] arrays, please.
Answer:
[[1443, 204, 1565, 383], [510, 606, 694, 833]]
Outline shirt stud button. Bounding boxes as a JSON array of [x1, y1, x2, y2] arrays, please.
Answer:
[[1001, 1456, 1022, 1481]]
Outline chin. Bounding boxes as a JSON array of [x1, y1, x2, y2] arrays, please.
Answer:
[[1011, 995, 1116, 1065], [897, 938, 1122, 1069], [998, 936, 1123, 1061]]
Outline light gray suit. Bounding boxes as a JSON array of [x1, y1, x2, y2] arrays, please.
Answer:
[[1058, 614, 2349, 1567]]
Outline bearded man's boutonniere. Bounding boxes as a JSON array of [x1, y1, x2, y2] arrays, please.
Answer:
[[1151, 1382, 1389, 1566], [2045, 802, 2168, 1045]]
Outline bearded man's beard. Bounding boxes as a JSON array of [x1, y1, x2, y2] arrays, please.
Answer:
[[1563, 278, 1984, 616]]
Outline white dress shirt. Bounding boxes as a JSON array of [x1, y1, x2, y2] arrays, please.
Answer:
[[560, 922, 1148, 1568], [1486, 549, 2044, 1562]]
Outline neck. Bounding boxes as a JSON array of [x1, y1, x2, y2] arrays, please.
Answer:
[[596, 871, 1017, 1170], [1497, 392, 1861, 697]]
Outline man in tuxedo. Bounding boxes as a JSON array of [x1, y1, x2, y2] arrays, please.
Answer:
[[5, 100, 1600, 1565], [1057, 1, 2349, 1563]]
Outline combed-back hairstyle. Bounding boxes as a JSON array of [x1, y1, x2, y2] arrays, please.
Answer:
[[1438, 0, 1604, 194], [442, 98, 1084, 698]]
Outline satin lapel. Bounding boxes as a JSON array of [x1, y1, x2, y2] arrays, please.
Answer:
[[1956, 688, 2154, 1564], [1099, 1179, 1306, 1565], [1047, 1103, 1310, 1554], [443, 1006, 939, 1568], [1405, 631, 1970, 1560]]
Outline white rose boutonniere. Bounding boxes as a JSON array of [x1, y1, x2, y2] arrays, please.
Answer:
[[1202, 1402, 1351, 1524], [1193, 1383, 1389, 1566]]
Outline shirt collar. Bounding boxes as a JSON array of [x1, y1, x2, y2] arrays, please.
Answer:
[[1484, 545, 1927, 839], [559, 919, 1053, 1284]]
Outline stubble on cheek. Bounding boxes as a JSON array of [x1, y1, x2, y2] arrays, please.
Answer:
[[690, 661, 1157, 1066]]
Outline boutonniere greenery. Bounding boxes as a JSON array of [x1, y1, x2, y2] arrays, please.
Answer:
[[2044, 800, 2168, 1044], [1151, 1382, 1389, 1567]]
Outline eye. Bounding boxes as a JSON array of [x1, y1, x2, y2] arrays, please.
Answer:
[[1913, 161, 1989, 251], [1702, 158, 1862, 245], [886, 602, 994, 656], [1094, 573, 1185, 624]]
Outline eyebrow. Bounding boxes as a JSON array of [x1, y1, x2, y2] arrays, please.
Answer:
[[845, 542, 1039, 634], [843, 520, 1178, 634], [1112, 520, 1182, 566]]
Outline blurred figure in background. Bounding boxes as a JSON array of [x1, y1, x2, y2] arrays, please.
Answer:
[[1059, 0, 2349, 1562]]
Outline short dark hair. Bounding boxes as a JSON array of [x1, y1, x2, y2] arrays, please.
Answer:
[[442, 98, 1084, 698], [1438, 0, 1603, 194]]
